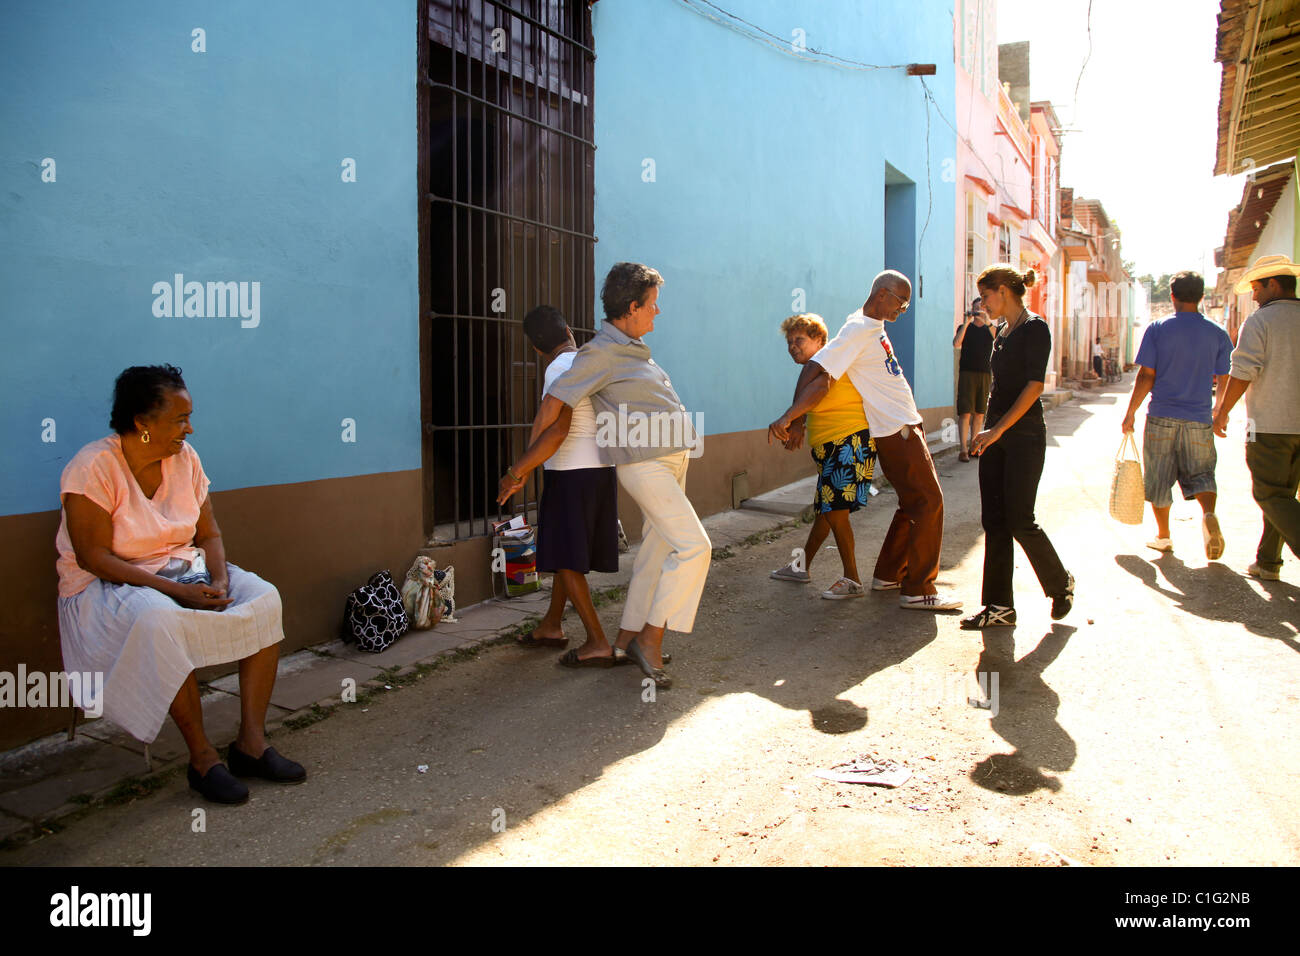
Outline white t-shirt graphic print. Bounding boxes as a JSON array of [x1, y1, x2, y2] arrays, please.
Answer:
[[811, 308, 923, 440]]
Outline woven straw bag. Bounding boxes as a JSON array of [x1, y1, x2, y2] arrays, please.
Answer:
[[1109, 433, 1145, 525]]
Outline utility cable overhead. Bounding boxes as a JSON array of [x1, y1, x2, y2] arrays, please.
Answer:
[[1070, 0, 1093, 125], [676, 0, 913, 71]]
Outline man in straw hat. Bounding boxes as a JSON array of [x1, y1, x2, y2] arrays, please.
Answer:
[[1212, 254, 1300, 580]]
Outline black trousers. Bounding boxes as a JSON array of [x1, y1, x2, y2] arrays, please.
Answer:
[[978, 422, 1069, 607]]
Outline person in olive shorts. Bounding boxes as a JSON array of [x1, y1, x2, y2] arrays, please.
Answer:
[[954, 296, 994, 462]]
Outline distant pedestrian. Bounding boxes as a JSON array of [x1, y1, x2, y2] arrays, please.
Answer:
[[513, 306, 620, 667], [1212, 255, 1300, 581], [1092, 338, 1105, 380], [962, 265, 1074, 629], [1120, 272, 1232, 558], [954, 296, 994, 462], [768, 313, 876, 599], [769, 270, 961, 611]]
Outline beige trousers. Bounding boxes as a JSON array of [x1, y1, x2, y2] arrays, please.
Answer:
[[615, 450, 711, 633]]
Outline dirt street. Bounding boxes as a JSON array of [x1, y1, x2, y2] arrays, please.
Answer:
[[7, 379, 1300, 866]]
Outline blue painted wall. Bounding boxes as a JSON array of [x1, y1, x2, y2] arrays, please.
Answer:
[[591, 0, 957, 435], [0, 1, 419, 517]]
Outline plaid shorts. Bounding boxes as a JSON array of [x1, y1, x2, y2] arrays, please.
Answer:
[[1142, 415, 1217, 508]]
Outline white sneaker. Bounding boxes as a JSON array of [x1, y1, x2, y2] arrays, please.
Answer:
[[1146, 537, 1173, 553], [770, 563, 811, 583], [899, 591, 963, 611], [822, 577, 865, 600], [1203, 514, 1225, 560], [871, 577, 901, 591], [1247, 562, 1281, 581]]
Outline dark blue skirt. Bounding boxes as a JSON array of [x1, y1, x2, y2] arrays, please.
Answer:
[[537, 466, 620, 574]]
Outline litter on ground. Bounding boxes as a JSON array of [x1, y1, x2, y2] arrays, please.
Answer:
[[812, 754, 912, 788]]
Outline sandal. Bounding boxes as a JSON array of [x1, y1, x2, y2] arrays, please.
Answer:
[[517, 631, 567, 648], [557, 648, 616, 668]]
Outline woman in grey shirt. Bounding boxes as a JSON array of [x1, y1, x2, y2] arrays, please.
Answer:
[[498, 263, 710, 689]]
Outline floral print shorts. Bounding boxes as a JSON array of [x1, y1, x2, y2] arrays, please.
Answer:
[[811, 428, 876, 513]]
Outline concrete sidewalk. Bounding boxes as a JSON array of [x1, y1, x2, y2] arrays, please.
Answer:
[[0, 393, 1075, 848]]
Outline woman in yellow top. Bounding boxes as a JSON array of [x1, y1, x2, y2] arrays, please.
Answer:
[[770, 314, 877, 598]]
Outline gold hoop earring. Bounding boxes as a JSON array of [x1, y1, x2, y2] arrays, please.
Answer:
[[141, 430, 151, 444]]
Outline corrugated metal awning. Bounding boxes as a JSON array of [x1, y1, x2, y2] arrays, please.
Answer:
[[1214, 0, 1300, 176]]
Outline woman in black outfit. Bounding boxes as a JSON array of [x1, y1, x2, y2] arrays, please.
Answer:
[[961, 265, 1074, 629]]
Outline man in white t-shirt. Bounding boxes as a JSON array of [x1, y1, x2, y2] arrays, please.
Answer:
[[770, 270, 960, 610], [513, 306, 621, 666]]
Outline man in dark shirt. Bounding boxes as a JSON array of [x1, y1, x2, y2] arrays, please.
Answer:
[[953, 297, 994, 462]]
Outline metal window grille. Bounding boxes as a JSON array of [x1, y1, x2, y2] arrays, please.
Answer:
[[419, 0, 596, 542]]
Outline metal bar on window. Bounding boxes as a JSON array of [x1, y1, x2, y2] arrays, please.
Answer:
[[424, 0, 595, 542]]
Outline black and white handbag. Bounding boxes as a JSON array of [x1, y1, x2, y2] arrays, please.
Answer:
[[341, 570, 410, 653]]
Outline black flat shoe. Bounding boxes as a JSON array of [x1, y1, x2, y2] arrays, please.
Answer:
[[623, 641, 671, 689], [188, 762, 250, 804], [1051, 573, 1075, 621], [227, 743, 307, 784]]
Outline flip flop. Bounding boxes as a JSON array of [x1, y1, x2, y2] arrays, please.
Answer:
[[613, 648, 672, 666], [517, 631, 567, 648], [557, 648, 616, 668]]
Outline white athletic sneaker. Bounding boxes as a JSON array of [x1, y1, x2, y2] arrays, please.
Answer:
[[871, 577, 901, 591], [1247, 562, 1281, 581], [822, 577, 865, 599], [1146, 537, 1173, 553], [899, 591, 963, 611], [1203, 514, 1225, 560]]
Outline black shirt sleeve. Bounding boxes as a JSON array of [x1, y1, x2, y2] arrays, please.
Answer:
[[1023, 319, 1051, 383]]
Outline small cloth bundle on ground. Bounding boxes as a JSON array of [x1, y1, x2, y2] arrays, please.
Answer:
[[1109, 433, 1145, 525], [401, 556, 457, 628], [341, 570, 409, 652]]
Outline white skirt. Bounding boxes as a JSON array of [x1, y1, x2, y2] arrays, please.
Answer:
[[58, 562, 284, 743]]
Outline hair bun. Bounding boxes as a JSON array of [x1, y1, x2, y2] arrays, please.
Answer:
[[1022, 269, 1036, 288]]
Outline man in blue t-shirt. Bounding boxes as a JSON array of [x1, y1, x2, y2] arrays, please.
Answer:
[[1121, 271, 1233, 559]]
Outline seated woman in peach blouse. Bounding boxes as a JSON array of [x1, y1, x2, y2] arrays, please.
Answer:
[[57, 365, 305, 804]]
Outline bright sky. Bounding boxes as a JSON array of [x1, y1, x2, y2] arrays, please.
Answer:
[[996, 0, 1246, 279]]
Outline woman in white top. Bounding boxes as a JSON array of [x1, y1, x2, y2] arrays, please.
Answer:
[[513, 307, 622, 667]]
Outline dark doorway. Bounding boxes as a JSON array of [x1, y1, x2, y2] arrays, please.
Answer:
[[883, 163, 917, 388]]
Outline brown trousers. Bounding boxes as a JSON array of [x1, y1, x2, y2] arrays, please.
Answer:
[[872, 426, 944, 596]]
